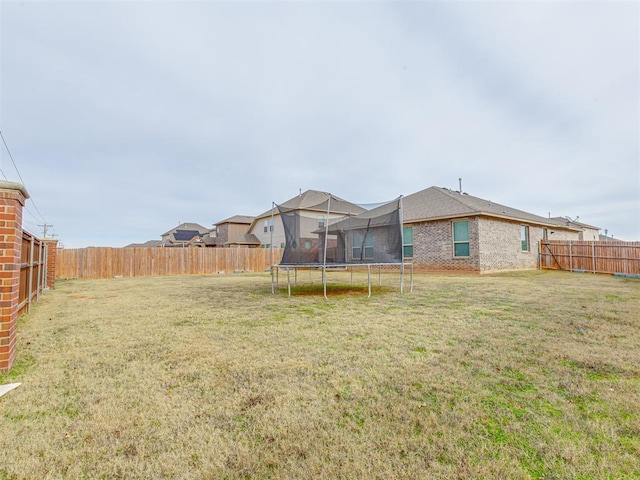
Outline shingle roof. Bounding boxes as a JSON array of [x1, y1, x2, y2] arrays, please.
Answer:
[[255, 190, 366, 219], [161, 222, 209, 237], [215, 215, 255, 226], [225, 233, 261, 246], [124, 240, 164, 248], [548, 217, 600, 230], [402, 187, 581, 229]]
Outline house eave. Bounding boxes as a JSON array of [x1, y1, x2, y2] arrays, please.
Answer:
[[404, 212, 584, 231]]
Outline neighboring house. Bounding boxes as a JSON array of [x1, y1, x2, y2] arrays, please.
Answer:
[[213, 215, 256, 246], [400, 186, 588, 273], [318, 197, 403, 264], [160, 222, 211, 247], [124, 240, 164, 248], [225, 233, 262, 247], [247, 190, 367, 249], [548, 217, 600, 241]]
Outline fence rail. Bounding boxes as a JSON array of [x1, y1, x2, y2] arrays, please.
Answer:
[[19, 230, 47, 315], [56, 247, 284, 280], [539, 240, 640, 276]]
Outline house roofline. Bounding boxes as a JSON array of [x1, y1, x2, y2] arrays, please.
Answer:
[[403, 212, 584, 231]]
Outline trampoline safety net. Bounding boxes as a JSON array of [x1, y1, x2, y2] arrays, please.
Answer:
[[277, 196, 403, 265]]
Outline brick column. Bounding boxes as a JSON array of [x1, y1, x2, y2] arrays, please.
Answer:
[[42, 239, 58, 290], [0, 181, 29, 372]]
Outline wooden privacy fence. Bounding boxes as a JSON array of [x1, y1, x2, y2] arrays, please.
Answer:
[[18, 230, 47, 316], [56, 247, 284, 280], [539, 240, 640, 276]]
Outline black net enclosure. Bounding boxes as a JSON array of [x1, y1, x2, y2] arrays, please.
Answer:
[[277, 195, 404, 266]]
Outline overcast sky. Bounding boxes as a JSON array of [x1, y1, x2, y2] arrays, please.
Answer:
[[1, 0, 638, 247]]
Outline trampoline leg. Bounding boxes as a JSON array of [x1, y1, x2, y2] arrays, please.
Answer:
[[367, 265, 371, 298], [287, 267, 291, 297], [323, 266, 328, 300], [410, 264, 414, 293]]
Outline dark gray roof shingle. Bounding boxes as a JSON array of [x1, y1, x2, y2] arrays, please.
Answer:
[[402, 187, 581, 229]]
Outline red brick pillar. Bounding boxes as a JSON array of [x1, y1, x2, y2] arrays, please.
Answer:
[[0, 181, 29, 372], [42, 240, 58, 290]]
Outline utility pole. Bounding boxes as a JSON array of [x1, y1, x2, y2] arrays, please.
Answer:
[[38, 223, 53, 239]]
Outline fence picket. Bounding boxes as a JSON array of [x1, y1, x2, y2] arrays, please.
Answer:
[[540, 240, 640, 275], [56, 247, 283, 280]]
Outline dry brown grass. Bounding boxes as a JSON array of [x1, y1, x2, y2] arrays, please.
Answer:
[[1, 270, 639, 479]]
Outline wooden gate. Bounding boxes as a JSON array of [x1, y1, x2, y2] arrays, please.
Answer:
[[18, 230, 47, 316], [539, 240, 640, 276]]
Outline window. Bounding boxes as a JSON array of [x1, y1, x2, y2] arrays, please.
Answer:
[[403, 226, 413, 258], [317, 215, 325, 229], [364, 233, 374, 259], [352, 232, 362, 259], [304, 240, 311, 249], [521, 226, 529, 252], [263, 220, 268, 233], [352, 231, 374, 260], [453, 220, 470, 257]]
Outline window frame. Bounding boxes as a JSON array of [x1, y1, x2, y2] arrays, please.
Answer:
[[352, 231, 374, 260], [403, 225, 414, 258], [452, 220, 470, 257], [520, 225, 530, 252], [363, 232, 374, 259]]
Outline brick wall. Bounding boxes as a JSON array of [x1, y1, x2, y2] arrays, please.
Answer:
[[477, 217, 540, 272], [43, 239, 58, 289], [0, 182, 28, 372], [408, 216, 582, 274], [410, 218, 480, 272], [216, 223, 229, 244]]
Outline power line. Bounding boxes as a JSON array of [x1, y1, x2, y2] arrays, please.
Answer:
[[0, 130, 49, 224], [0, 131, 26, 185]]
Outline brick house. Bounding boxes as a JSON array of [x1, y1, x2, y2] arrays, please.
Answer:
[[160, 222, 211, 247], [213, 215, 258, 247], [247, 190, 366, 249], [401, 187, 586, 273]]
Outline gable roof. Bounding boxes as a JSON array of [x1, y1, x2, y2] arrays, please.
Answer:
[[255, 190, 366, 220], [225, 233, 261, 246], [215, 215, 255, 226], [402, 187, 582, 230], [124, 240, 164, 248], [161, 222, 209, 237], [548, 217, 600, 231]]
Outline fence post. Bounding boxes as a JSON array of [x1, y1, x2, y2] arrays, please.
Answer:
[[42, 240, 58, 289], [27, 235, 35, 312], [0, 181, 29, 372], [569, 240, 573, 272]]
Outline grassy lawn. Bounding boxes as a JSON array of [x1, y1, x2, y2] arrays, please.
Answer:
[[1, 270, 639, 479]]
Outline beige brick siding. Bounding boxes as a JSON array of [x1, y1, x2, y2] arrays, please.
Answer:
[[477, 217, 540, 271], [409, 218, 480, 272], [407, 216, 582, 273]]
